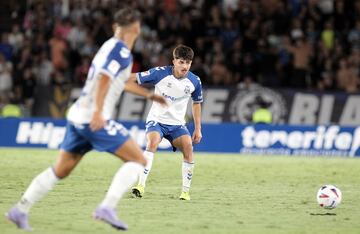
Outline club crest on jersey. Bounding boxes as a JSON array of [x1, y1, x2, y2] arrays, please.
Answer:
[[167, 82, 172, 88], [184, 85, 190, 95]]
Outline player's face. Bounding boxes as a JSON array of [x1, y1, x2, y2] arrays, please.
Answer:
[[114, 21, 141, 49], [173, 59, 192, 78], [123, 21, 141, 40]]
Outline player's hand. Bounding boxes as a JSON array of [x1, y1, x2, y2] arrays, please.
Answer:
[[90, 111, 106, 131], [149, 93, 169, 107], [192, 128, 202, 144]]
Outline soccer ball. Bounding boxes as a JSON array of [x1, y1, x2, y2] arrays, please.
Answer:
[[316, 185, 342, 209]]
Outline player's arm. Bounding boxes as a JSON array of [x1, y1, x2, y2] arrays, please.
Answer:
[[192, 102, 202, 144], [124, 75, 168, 106], [90, 73, 111, 131], [128, 73, 137, 82]]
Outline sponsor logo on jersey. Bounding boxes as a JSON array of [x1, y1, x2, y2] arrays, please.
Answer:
[[162, 93, 177, 102]]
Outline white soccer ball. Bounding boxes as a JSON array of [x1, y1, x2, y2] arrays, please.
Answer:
[[316, 185, 342, 209]]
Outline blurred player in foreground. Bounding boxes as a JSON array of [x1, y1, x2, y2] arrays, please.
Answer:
[[6, 7, 167, 231], [131, 45, 203, 201]]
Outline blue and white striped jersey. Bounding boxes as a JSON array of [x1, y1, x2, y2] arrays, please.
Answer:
[[137, 66, 203, 125], [67, 37, 133, 124]]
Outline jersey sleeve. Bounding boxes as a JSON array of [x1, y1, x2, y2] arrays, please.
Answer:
[[100, 44, 132, 80], [136, 67, 164, 85], [192, 76, 203, 103]]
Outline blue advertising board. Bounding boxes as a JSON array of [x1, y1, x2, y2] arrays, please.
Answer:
[[1, 118, 359, 156]]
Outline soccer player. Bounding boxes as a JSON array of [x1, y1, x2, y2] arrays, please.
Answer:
[[5, 7, 167, 231], [131, 45, 203, 201]]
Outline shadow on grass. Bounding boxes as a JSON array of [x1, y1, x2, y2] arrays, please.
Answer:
[[310, 213, 337, 216]]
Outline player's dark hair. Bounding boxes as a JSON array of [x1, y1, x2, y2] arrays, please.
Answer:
[[114, 7, 141, 26], [173, 45, 194, 61]]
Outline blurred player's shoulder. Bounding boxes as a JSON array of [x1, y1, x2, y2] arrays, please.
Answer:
[[93, 37, 132, 74]]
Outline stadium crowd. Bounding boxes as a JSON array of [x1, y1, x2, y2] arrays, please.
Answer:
[[0, 0, 359, 116]]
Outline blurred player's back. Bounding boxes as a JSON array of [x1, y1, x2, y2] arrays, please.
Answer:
[[67, 37, 133, 124]]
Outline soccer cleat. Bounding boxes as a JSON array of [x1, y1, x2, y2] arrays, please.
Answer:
[[5, 206, 32, 231], [179, 191, 190, 201], [93, 206, 128, 231], [131, 184, 145, 198]]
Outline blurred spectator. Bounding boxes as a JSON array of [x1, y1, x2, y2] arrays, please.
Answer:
[[53, 17, 72, 40], [1, 0, 359, 117], [49, 31, 68, 70], [252, 96, 273, 124], [0, 33, 13, 61], [33, 51, 53, 86], [21, 67, 36, 113], [74, 56, 90, 86], [336, 57, 359, 93], [67, 18, 87, 50], [317, 59, 335, 91], [210, 57, 231, 85], [79, 32, 97, 57], [0, 54, 13, 103], [321, 20, 335, 50], [284, 36, 313, 88], [8, 24, 24, 54], [348, 20, 360, 49]]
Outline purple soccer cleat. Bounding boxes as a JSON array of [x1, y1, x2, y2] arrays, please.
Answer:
[[5, 206, 32, 231], [93, 206, 128, 231]]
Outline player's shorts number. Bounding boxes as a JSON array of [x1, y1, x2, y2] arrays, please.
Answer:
[[104, 120, 128, 136], [145, 120, 157, 130]]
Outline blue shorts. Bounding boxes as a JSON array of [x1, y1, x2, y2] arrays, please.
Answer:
[[60, 120, 130, 155], [145, 121, 190, 151]]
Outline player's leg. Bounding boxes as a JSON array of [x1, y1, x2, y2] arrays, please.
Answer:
[[132, 122, 163, 197], [6, 150, 83, 230], [171, 128, 194, 201], [6, 122, 90, 230], [94, 138, 146, 230]]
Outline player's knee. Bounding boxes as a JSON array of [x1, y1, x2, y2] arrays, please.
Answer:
[[182, 143, 193, 160], [146, 141, 159, 152], [183, 142, 193, 152]]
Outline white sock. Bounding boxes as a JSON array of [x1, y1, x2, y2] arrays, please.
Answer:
[[100, 162, 144, 208], [16, 167, 60, 213], [138, 151, 154, 186], [182, 161, 194, 192]]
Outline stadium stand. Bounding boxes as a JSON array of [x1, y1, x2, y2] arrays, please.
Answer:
[[0, 0, 359, 117]]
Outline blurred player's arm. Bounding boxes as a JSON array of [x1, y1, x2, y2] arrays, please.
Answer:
[[90, 73, 110, 131], [192, 103, 202, 144], [125, 74, 168, 106]]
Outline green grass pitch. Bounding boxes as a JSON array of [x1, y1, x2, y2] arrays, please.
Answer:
[[1, 148, 360, 234]]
